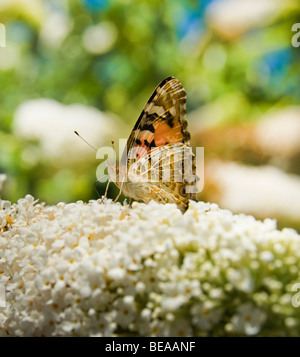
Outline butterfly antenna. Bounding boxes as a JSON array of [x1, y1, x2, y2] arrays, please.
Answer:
[[111, 139, 115, 150], [74, 131, 97, 152], [93, 181, 101, 198]]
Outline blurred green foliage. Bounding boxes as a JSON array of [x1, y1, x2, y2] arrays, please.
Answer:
[[0, 0, 299, 208]]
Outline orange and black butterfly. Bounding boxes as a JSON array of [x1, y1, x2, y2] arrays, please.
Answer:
[[106, 77, 199, 212]]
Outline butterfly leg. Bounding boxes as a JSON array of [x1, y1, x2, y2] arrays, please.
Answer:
[[113, 180, 124, 203], [99, 179, 111, 204]]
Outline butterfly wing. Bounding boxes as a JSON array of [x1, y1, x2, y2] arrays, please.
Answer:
[[117, 76, 198, 212], [122, 76, 191, 166], [127, 143, 198, 212]]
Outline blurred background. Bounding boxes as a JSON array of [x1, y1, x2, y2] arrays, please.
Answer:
[[0, 0, 300, 231]]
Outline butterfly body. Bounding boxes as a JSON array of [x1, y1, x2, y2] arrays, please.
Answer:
[[107, 76, 199, 212]]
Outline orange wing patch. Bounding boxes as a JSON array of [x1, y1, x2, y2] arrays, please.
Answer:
[[153, 118, 185, 147], [125, 77, 190, 165]]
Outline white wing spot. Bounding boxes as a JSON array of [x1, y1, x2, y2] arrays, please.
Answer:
[[147, 105, 165, 115], [170, 106, 177, 116]]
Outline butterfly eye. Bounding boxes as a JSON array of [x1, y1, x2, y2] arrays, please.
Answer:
[[180, 186, 187, 197]]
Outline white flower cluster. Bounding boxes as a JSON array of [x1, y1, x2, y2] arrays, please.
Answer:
[[1, 196, 300, 336], [207, 161, 300, 221], [206, 0, 285, 40], [13, 99, 122, 164], [255, 106, 300, 159]]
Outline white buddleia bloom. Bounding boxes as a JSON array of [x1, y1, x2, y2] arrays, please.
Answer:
[[231, 303, 267, 336], [1, 196, 300, 336], [206, 0, 286, 40], [13, 99, 123, 164]]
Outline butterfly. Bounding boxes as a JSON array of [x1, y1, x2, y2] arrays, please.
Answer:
[[105, 76, 199, 212]]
